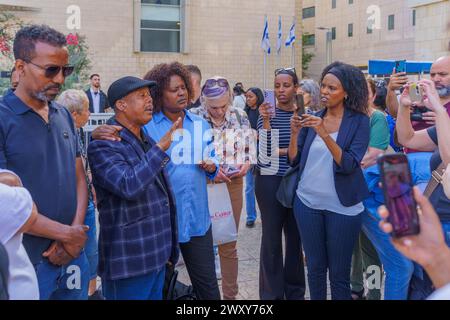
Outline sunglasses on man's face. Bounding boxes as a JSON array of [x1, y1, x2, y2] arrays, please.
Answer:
[[275, 67, 297, 76], [204, 78, 229, 89], [25, 60, 75, 79]]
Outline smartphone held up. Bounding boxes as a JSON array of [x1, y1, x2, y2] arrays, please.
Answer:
[[263, 90, 276, 117], [378, 154, 420, 238]]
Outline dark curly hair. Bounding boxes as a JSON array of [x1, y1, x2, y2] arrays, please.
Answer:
[[13, 25, 67, 61], [143, 62, 193, 113], [320, 62, 369, 114]]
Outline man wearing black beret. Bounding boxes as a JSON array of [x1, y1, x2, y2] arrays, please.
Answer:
[[87, 76, 181, 300]]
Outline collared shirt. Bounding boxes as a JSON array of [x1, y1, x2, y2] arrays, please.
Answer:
[[90, 88, 101, 113], [189, 105, 257, 166], [0, 91, 80, 265], [144, 111, 219, 243], [88, 121, 178, 280]]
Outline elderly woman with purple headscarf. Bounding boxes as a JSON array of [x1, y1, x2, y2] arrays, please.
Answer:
[[190, 76, 257, 300]]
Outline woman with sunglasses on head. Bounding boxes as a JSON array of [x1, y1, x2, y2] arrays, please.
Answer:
[[288, 62, 370, 300], [143, 63, 221, 300], [243, 88, 264, 227], [256, 68, 306, 300], [190, 76, 256, 300]]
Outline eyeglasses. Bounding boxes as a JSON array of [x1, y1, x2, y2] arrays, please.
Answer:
[[204, 78, 229, 89], [25, 60, 74, 79], [275, 67, 297, 76]]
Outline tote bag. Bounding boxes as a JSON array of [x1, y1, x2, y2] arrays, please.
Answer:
[[207, 183, 237, 245]]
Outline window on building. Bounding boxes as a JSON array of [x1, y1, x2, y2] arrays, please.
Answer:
[[304, 34, 315, 46], [140, 0, 181, 53], [367, 26, 373, 34], [349, 0, 353, 4], [413, 10, 416, 26], [348, 23, 353, 37], [302, 6, 315, 19], [332, 0, 336, 9], [388, 14, 395, 31], [332, 27, 336, 40]]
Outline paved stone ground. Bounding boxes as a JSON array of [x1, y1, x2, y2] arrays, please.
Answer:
[[176, 193, 384, 300]]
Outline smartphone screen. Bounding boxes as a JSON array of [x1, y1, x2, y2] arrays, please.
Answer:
[[263, 90, 276, 116], [378, 154, 420, 238], [395, 60, 406, 73]]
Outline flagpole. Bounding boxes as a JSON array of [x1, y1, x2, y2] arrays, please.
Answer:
[[264, 51, 267, 89]]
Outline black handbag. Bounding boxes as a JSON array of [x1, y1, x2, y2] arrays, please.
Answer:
[[163, 264, 196, 300], [276, 162, 301, 209]]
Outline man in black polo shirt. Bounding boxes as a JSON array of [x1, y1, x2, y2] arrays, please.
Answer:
[[0, 25, 90, 300]]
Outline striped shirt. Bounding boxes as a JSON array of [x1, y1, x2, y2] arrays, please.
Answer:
[[257, 107, 293, 176]]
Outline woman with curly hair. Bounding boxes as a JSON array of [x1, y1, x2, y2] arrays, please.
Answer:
[[288, 62, 370, 300], [143, 62, 221, 300]]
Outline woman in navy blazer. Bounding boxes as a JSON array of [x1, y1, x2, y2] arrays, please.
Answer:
[[288, 62, 370, 300]]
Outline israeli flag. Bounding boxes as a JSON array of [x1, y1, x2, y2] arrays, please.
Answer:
[[276, 16, 282, 55], [285, 20, 296, 47], [261, 16, 271, 54]]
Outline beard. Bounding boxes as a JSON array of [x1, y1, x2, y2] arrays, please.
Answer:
[[32, 84, 62, 102], [436, 85, 450, 98]]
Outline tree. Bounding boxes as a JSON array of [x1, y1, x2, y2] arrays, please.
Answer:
[[63, 33, 92, 91], [0, 11, 23, 94], [302, 33, 315, 75]]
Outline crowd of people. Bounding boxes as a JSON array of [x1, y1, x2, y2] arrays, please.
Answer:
[[1, 24, 450, 301]]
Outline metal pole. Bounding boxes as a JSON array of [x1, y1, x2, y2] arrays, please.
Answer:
[[264, 52, 267, 89], [292, 43, 295, 68], [326, 30, 332, 66]]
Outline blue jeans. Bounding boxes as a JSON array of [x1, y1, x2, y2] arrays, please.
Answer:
[[293, 197, 362, 300], [245, 169, 257, 223], [34, 251, 90, 300], [84, 200, 98, 280], [361, 209, 414, 300], [102, 267, 165, 300]]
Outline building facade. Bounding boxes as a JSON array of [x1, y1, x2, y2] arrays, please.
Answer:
[[301, 0, 418, 79], [409, 0, 450, 60], [0, 0, 303, 90]]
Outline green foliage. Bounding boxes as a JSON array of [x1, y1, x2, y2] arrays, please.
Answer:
[[62, 33, 92, 91], [302, 33, 315, 74]]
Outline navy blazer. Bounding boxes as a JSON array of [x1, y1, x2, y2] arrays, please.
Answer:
[[291, 108, 370, 207], [88, 121, 178, 280], [85, 89, 109, 113]]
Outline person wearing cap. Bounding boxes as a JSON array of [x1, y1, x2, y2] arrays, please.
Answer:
[[87, 76, 180, 300]]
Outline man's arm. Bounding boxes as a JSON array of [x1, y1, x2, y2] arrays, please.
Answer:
[[88, 141, 169, 201], [71, 158, 88, 226], [396, 85, 436, 151], [386, 70, 408, 118]]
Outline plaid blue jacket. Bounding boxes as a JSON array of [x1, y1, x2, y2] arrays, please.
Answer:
[[87, 121, 178, 281]]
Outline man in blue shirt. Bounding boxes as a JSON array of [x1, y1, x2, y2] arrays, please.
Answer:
[[88, 77, 181, 300], [0, 25, 90, 300]]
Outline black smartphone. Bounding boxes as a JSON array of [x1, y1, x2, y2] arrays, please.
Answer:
[[395, 60, 406, 73], [378, 154, 420, 238], [296, 94, 305, 116]]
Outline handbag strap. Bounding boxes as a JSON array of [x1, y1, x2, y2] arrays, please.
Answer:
[[424, 162, 446, 198]]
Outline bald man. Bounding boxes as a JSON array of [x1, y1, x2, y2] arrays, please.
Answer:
[[388, 56, 450, 120]]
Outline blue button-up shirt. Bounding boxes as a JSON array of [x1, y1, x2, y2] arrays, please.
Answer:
[[0, 91, 79, 265], [144, 111, 218, 243]]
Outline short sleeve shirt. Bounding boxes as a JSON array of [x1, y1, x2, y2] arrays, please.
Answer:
[[427, 126, 450, 221], [0, 92, 80, 264], [369, 110, 390, 150]]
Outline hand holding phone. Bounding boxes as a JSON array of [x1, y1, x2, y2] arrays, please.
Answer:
[[263, 90, 276, 117], [395, 60, 407, 73], [378, 154, 420, 238]]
